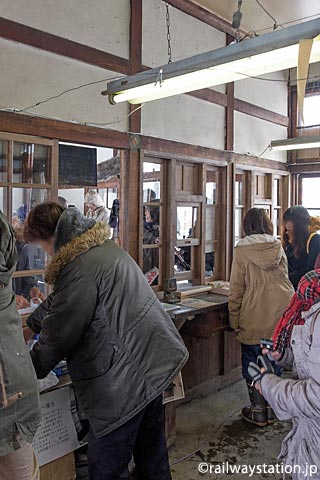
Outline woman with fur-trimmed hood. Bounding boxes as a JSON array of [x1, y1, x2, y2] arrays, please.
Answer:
[[24, 203, 188, 480]]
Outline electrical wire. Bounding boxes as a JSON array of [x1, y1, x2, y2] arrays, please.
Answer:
[[257, 144, 271, 158], [255, 0, 281, 30], [234, 72, 320, 83], [10, 75, 125, 113], [0, 103, 145, 132], [238, 11, 320, 42], [255, 12, 320, 34], [1, 68, 320, 120], [86, 104, 144, 127], [0, 7, 319, 116]]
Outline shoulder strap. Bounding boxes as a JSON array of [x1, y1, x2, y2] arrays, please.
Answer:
[[307, 232, 317, 254]]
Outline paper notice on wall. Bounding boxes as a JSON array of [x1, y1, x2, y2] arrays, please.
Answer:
[[32, 387, 80, 466]]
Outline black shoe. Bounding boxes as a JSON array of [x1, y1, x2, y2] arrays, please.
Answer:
[[242, 383, 268, 427], [266, 403, 276, 424]]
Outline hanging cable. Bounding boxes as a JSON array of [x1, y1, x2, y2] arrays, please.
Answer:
[[4, 74, 125, 114], [0, 103, 145, 132], [87, 104, 144, 127], [255, 0, 280, 30], [257, 144, 272, 158], [254, 12, 320, 34], [165, 3, 173, 64]]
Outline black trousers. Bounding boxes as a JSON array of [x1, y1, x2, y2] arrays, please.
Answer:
[[87, 395, 171, 480]]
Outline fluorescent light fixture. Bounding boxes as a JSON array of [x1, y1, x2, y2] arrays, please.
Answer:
[[105, 19, 320, 105], [271, 136, 320, 151]]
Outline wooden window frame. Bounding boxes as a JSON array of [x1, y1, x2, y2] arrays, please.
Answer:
[[0, 132, 58, 291], [141, 156, 165, 292]]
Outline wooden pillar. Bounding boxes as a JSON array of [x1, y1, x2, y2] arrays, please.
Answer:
[[225, 163, 235, 279], [120, 0, 143, 261], [225, 35, 235, 152]]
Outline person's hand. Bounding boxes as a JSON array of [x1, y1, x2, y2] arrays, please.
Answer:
[[16, 295, 30, 310], [261, 348, 282, 361], [29, 287, 45, 302], [254, 368, 266, 394], [23, 327, 35, 343]]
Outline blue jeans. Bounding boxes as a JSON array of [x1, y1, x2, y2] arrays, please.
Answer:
[[87, 395, 171, 480], [241, 343, 281, 383]]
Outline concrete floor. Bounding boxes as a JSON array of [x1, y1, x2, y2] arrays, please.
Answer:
[[170, 379, 291, 480], [76, 379, 291, 479]]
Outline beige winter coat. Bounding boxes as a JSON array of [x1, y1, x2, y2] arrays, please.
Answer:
[[229, 234, 294, 344]]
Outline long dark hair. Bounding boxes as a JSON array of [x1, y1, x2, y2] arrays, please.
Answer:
[[282, 206, 310, 258], [243, 208, 274, 236]]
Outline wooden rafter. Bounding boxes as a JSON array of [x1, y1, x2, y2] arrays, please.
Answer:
[[0, 16, 130, 74]]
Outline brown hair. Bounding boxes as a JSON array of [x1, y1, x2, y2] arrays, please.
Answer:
[[243, 208, 274, 237], [24, 202, 64, 242], [282, 205, 310, 258]]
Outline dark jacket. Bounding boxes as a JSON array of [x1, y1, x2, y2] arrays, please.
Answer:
[[0, 212, 40, 457], [28, 209, 188, 438], [286, 234, 320, 290]]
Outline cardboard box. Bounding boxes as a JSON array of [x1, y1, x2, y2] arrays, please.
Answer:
[[40, 453, 76, 480]]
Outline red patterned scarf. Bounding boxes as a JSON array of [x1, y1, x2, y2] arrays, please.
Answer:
[[273, 270, 320, 352]]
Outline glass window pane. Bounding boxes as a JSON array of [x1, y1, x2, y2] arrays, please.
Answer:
[[273, 208, 281, 237], [58, 188, 84, 212], [13, 142, 51, 184], [144, 206, 160, 245], [0, 187, 8, 215], [274, 178, 280, 206], [206, 171, 217, 205], [143, 162, 161, 201], [302, 177, 320, 209], [174, 246, 191, 273], [235, 208, 243, 242], [143, 247, 160, 285], [205, 207, 215, 242], [12, 188, 49, 225], [303, 95, 320, 126], [205, 250, 214, 277], [107, 188, 117, 209], [235, 174, 244, 206], [177, 206, 198, 239], [0, 140, 8, 182], [13, 272, 46, 303]]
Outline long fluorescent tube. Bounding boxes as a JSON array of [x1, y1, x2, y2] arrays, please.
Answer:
[[105, 19, 320, 105], [271, 136, 320, 151]]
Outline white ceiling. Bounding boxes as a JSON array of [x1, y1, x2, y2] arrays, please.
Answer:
[[193, 0, 320, 34]]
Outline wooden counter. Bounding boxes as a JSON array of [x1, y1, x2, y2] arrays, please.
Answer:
[[164, 293, 241, 447]]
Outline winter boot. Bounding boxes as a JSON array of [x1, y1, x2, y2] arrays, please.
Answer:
[[266, 403, 276, 424], [242, 383, 268, 427]]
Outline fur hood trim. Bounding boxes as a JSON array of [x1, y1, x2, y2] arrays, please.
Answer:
[[45, 222, 110, 285]]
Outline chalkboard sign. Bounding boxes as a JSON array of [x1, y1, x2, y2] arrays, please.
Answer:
[[59, 145, 97, 186]]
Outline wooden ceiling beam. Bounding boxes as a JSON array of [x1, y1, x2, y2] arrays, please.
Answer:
[[0, 16, 288, 127], [0, 16, 130, 74], [0, 111, 129, 149], [163, 0, 240, 37], [0, 110, 287, 172], [234, 98, 289, 127]]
